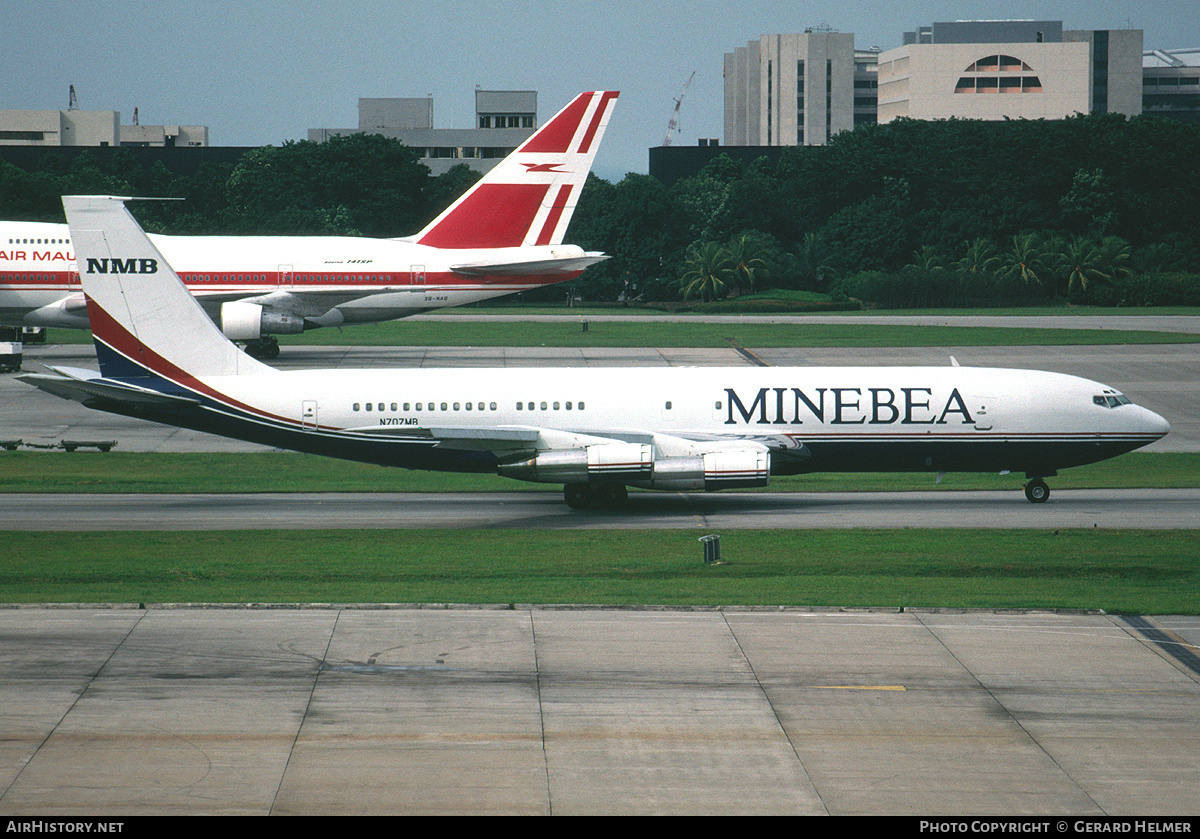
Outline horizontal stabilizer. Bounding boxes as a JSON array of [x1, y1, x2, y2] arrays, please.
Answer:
[[450, 251, 609, 277], [18, 368, 200, 409]]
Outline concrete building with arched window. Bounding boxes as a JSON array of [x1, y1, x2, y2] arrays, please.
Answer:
[[876, 21, 1142, 123]]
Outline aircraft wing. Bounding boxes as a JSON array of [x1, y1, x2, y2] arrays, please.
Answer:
[[192, 289, 369, 314], [344, 424, 811, 466], [347, 424, 589, 455], [18, 366, 201, 409]]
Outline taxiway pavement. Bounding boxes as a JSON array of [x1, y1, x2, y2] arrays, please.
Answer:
[[1, 606, 1197, 816], [4, 488, 1199, 531]]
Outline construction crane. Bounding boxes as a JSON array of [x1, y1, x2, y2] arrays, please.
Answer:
[[661, 71, 695, 146]]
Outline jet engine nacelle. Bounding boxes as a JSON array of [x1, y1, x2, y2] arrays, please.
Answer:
[[23, 300, 91, 330], [632, 449, 771, 491], [499, 443, 770, 492], [220, 302, 306, 340], [498, 443, 653, 484]]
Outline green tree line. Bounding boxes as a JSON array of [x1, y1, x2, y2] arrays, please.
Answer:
[[0, 133, 480, 237], [567, 113, 1200, 308], [3, 113, 1199, 308]]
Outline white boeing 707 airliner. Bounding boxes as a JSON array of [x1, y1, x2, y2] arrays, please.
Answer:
[[0, 91, 618, 357], [20, 196, 1170, 508]]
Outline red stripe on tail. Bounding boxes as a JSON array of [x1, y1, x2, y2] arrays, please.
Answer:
[[416, 184, 550, 249], [535, 185, 574, 246], [577, 91, 619, 154], [519, 94, 593, 154]]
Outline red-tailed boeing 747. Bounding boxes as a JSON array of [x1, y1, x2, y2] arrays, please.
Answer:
[[0, 91, 618, 357]]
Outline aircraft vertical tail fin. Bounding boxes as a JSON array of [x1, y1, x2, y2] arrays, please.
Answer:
[[414, 90, 619, 249], [62, 195, 274, 380]]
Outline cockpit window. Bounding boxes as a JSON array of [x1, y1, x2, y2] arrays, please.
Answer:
[[1094, 394, 1132, 409]]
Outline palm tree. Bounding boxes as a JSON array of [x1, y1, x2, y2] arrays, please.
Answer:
[[1058, 235, 1132, 296], [679, 241, 736, 302], [911, 244, 948, 275], [1134, 242, 1188, 274], [953, 238, 1001, 302], [725, 233, 772, 296], [797, 232, 839, 291], [1001, 233, 1048, 287], [954, 238, 1001, 277]]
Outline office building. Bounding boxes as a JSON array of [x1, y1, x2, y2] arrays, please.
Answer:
[[724, 30, 877, 147], [1143, 47, 1200, 126], [309, 90, 537, 174], [877, 21, 1142, 123], [0, 107, 207, 147]]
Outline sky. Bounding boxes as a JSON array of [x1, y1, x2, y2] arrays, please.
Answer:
[[4, 0, 1199, 182]]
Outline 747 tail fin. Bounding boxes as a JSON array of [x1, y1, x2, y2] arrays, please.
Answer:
[[414, 90, 618, 249]]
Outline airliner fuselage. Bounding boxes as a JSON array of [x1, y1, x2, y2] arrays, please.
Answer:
[[0, 221, 593, 330], [77, 363, 1168, 502]]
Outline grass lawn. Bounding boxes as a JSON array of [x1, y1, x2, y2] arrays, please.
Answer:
[[2, 450, 1197, 612], [2, 528, 1197, 614], [35, 305, 1200, 349]]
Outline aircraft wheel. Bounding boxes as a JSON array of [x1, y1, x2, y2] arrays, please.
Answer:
[[1024, 478, 1050, 504], [564, 483, 594, 510], [243, 339, 280, 360]]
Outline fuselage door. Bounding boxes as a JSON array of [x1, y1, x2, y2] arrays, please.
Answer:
[[301, 400, 318, 429], [972, 395, 993, 431], [411, 265, 426, 285], [278, 264, 294, 287]]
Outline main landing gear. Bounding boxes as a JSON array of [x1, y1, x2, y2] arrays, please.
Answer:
[[1024, 478, 1050, 504], [564, 482, 629, 510], [242, 337, 280, 360]]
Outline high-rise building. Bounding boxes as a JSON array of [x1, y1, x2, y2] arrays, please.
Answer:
[[724, 30, 876, 147]]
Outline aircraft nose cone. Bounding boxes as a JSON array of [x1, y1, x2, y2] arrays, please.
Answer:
[[1144, 407, 1170, 438]]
